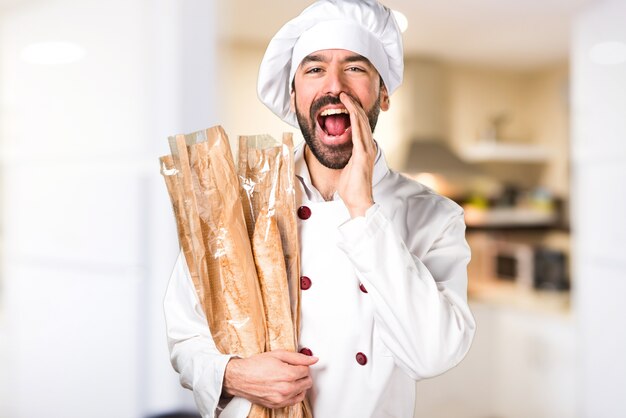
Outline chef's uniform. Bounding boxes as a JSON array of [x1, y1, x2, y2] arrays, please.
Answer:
[[164, 143, 476, 418]]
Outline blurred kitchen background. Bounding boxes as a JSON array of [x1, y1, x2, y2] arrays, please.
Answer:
[[0, 0, 625, 417]]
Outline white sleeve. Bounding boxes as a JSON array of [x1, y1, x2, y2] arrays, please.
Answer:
[[163, 253, 252, 418], [337, 204, 476, 380]]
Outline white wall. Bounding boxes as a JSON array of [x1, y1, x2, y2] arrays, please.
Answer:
[[571, 1, 626, 416], [217, 42, 303, 150], [0, 0, 218, 416]]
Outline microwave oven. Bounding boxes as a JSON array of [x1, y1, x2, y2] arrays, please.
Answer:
[[470, 237, 569, 291], [489, 241, 534, 288]]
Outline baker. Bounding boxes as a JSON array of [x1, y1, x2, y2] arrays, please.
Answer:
[[164, 0, 476, 417]]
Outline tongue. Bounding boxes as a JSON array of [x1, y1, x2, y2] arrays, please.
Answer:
[[324, 114, 350, 136]]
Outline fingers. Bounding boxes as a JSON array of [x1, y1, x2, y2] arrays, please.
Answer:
[[264, 390, 307, 409], [269, 377, 312, 409], [266, 349, 317, 382], [224, 351, 316, 409], [288, 364, 313, 380], [269, 349, 319, 366], [281, 389, 308, 408], [339, 92, 375, 155], [339, 92, 364, 151], [294, 374, 314, 393]]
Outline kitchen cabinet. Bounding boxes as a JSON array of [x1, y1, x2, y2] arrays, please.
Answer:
[[460, 141, 551, 163], [414, 299, 578, 418], [444, 63, 569, 197], [491, 305, 577, 418]]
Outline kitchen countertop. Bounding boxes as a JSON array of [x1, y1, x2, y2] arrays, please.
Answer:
[[468, 279, 571, 317]]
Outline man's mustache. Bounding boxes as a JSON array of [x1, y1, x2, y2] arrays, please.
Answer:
[[309, 93, 363, 120]]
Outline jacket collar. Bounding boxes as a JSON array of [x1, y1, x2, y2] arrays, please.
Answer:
[[294, 140, 390, 202]]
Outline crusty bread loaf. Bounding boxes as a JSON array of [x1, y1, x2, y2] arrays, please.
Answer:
[[277, 133, 302, 339], [238, 134, 311, 418], [162, 127, 310, 418], [160, 154, 205, 306], [252, 207, 295, 351]]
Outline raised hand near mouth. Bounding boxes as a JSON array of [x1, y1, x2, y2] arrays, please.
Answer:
[[337, 91, 376, 218]]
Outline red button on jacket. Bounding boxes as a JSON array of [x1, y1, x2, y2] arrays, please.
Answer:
[[297, 206, 311, 220], [299, 347, 313, 356], [300, 276, 312, 290], [356, 352, 368, 366], [359, 283, 368, 293]]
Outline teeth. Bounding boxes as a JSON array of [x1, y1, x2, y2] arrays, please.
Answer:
[[320, 108, 348, 116]]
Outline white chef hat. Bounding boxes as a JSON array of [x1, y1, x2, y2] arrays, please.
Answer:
[[257, 0, 404, 127]]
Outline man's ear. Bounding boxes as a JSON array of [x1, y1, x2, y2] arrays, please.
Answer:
[[380, 83, 390, 112], [290, 88, 296, 113]]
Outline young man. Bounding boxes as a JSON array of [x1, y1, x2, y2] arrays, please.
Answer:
[[164, 1, 476, 417]]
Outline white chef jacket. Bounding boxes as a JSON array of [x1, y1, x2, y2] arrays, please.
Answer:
[[164, 142, 476, 418]]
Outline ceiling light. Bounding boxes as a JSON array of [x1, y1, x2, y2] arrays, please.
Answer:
[[589, 41, 626, 65], [392, 9, 408, 33], [20, 41, 86, 65]]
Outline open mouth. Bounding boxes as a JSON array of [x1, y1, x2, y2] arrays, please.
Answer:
[[317, 108, 351, 137]]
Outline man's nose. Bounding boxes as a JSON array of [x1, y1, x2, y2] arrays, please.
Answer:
[[323, 68, 347, 95]]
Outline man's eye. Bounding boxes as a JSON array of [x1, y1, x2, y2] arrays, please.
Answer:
[[347, 66, 365, 72], [305, 67, 323, 74]]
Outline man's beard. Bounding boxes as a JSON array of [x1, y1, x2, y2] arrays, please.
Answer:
[[295, 93, 381, 169]]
